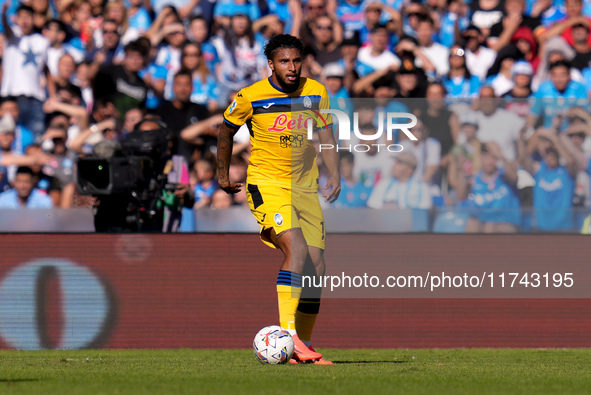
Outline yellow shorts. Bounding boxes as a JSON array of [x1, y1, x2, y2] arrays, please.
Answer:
[[246, 183, 325, 250]]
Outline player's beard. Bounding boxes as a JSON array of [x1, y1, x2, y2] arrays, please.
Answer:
[[277, 72, 300, 92]]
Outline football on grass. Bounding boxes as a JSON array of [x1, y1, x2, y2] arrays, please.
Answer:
[[253, 326, 294, 364]]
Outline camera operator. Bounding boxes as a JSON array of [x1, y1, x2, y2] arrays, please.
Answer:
[[84, 117, 194, 233]]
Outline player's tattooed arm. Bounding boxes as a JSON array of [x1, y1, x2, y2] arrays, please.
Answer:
[[217, 122, 243, 194]]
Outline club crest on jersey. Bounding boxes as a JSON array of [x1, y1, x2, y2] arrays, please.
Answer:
[[303, 96, 312, 109], [229, 100, 237, 114], [274, 213, 283, 226]]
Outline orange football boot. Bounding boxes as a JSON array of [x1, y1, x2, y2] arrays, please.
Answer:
[[309, 346, 333, 365], [291, 335, 322, 362]]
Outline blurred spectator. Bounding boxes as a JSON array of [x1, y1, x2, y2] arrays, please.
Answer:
[[357, 25, 400, 76], [367, 151, 432, 209], [503, 60, 534, 99], [539, 0, 590, 46], [180, 41, 219, 112], [181, 113, 224, 156], [85, 19, 122, 75], [402, 2, 428, 38], [561, 119, 591, 208], [476, 86, 525, 163], [0, 166, 53, 208], [213, 0, 261, 26], [352, 123, 393, 187], [485, 45, 522, 96], [188, 16, 220, 74], [322, 63, 352, 116], [96, 0, 140, 47], [43, 19, 84, 77], [418, 82, 459, 156], [305, 14, 343, 67], [571, 22, 591, 70], [211, 188, 233, 209], [334, 151, 372, 208], [25, 143, 58, 201], [0, 96, 34, 154], [487, 0, 541, 52], [94, 40, 149, 119], [127, 0, 152, 34], [513, 27, 540, 73], [42, 97, 89, 151], [437, 0, 470, 48], [533, 37, 584, 90], [459, 142, 521, 233], [73, 61, 94, 111], [213, 14, 266, 96], [448, 112, 482, 192], [69, 115, 117, 155], [122, 107, 144, 137], [53, 54, 77, 92], [462, 25, 497, 81], [298, 0, 328, 46], [359, 1, 401, 48], [470, 0, 504, 37], [0, 114, 49, 189], [521, 128, 576, 231], [36, 123, 76, 207], [416, 15, 449, 77], [158, 70, 209, 164], [2, 4, 54, 137], [394, 62, 426, 98], [151, 12, 186, 79], [529, 60, 588, 129], [442, 44, 481, 98], [193, 155, 217, 209], [400, 120, 442, 185], [337, 30, 368, 89], [336, 0, 364, 32]]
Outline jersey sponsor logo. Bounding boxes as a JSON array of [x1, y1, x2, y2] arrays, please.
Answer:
[[274, 213, 283, 226], [279, 134, 304, 148], [229, 100, 237, 114], [262, 103, 274, 109], [268, 113, 313, 132]]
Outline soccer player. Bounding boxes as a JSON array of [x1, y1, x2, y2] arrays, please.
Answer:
[[217, 34, 340, 364]]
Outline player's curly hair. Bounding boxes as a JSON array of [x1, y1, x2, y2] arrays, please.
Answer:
[[263, 34, 304, 60]]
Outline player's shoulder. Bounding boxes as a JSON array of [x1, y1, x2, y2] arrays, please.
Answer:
[[237, 79, 272, 101], [300, 77, 328, 93]]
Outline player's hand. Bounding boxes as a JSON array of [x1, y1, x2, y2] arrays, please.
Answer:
[[323, 175, 341, 203], [219, 181, 242, 194]]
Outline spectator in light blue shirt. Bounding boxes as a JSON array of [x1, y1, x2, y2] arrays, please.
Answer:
[[0, 166, 53, 208], [128, 0, 152, 33], [521, 128, 576, 231], [530, 60, 589, 128], [213, 0, 261, 24], [334, 151, 373, 208]]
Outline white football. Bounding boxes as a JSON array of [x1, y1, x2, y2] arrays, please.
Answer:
[[253, 326, 294, 364]]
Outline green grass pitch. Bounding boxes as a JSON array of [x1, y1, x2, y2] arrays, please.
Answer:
[[1, 349, 590, 394]]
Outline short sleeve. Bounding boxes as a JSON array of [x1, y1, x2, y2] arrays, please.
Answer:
[[223, 89, 253, 129], [318, 85, 333, 130]]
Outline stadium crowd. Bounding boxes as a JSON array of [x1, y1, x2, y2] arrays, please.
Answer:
[[2, 0, 591, 232]]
